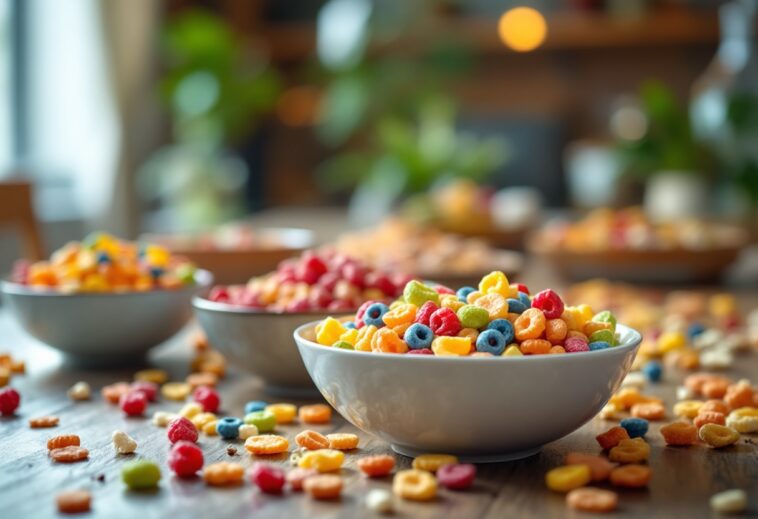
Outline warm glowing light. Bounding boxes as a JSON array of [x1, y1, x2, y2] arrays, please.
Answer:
[[498, 7, 547, 52], [277, 86, 322, 127]]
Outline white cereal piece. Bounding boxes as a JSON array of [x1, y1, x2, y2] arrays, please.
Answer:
[[693, 329, 723, 350], [366, 488, 394, 514], [710, 489, 747, 514], [152, 411, 177, 427], [67, 381, 91, 401], [599, 403, 621, 421], [720, 332, 749, 352], [676, 385, 695, 401], [238, 423, 259, 440], [112, 430, 137, 454], [726, 414, 758, 434], [699, 350, 733, 370], [621, 372, 647, 388]]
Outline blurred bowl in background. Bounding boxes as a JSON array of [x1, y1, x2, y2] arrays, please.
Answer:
[[142, 226, 314, 285], [1, 270, 212, 367], [416, 249, 524, 288]]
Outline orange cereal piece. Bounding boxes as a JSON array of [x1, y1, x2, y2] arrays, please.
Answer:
[[520, 339, 552, 355], [684, 373, 713, 394], [392, 323, 411, 338], [371, 327, 408, 354], [50, 446, 89, 463], [545, 319, 568, 344], [29, 416, 59, 429], [514, 308, 546, 341], [549, 346, 566, 354], [660, 421, 698, 446], [245, 434, 290, 455], [694, 411, 726, 429], [296, 430, 330, 451], [583, 321, 611, 336], [566, 487, 618, 513], [298, 404, 332, 424], [101, 382, 130, 404], [596, 426, 630, 450], [186, 372, 218, 389], [724, 382, 754, 410], [56, 490, 91, 514], [303, 474, 343, 500], [382, 304, 418, 327], [609, 464, 651, 488], [702, 379, 730, 400], [326, 433, 359, 450], [357, 455, 396, 478], [608, 387, 645, 411], [567, 330, 589, 341], [473, 293, 509, 320], [203, 462, 244, 486], [47, 435, 80, 451], [630, 402, 666, 421], [608, 438, 650, 464], [700, 400, 729, 415], [565, 452, 616, 482]]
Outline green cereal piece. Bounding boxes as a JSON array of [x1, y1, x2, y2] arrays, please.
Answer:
[[589, 329, 615, 345], [457, 305, 490, 330], [244, 410, 277, 433], [403, 280, 440, 307], [592, 310, 617, 331], [332, 340, 354, 350], [122, 459, 161, 490]]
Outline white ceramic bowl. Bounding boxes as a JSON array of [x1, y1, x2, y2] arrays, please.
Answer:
[[1, 270, 212, 367], [295, 322, 641, 462]]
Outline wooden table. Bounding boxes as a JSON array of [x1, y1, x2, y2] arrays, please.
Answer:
[[1, 276, 757, 518]]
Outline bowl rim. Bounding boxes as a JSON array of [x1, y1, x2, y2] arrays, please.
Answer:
[[192, 295, 359, 317], [294, 320, 642, 363], [1, 269, 213, 298]]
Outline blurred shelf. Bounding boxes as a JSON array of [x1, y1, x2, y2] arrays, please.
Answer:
[[257, 9, 719, 62]]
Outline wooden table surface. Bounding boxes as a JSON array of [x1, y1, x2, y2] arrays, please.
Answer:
[[1, 258, 757, 518]]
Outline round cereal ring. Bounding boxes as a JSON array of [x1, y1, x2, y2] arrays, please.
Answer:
[[298, 404, 332, 424], [660, 421, 698, 446], [303, 474, 343, 500], [608, 438, 650, 464], [566, 487, 618, 513], [698, 424, 740, 448], [101, 382, 130, 404], [186, 372, 218, 389], [245, 434, 290, 456], [412, 454, 458, 473], [630, 402, 666, 421], [50, 446, 89, 463], [700, 399, 729, 415], [609, 464, 651, 488], [357, 455, 396, 478], [673, 400, 704, 419], [161, 382, 192, 401], [514, 308, 547, 341], [393, 469, 437, 501], [56, 490, 91, 514], [47, 435, 80, 451], [326, 433, 359, 451], [296, 430, 330, 451]]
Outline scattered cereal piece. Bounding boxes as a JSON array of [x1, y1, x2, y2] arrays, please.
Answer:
[[298, 449, 345, 473], [238, 424, 259, 440], [436, 463, 476, 490], [50, 446, 89, 463], [203, 462, 244, 486], [134, 369, 169, 385], [186, 372, 218, 389], [245, 434, 290, 456], [545, 465, 592, 493], [286, 467, 318, 491], [609, 464, 651, 488], [265, 403, 297, 424], [660, 421, 698, 446], [565, 453, 615, 482], [47, 435, 80, 451], [152, 411, 177, 427], [699, 424, 740, 448], [566, 487, 618, 513], [304, 474, 343, 500], [29, 416, 59, 429], [249, 462, 286, 493], [710, 489, 748, 514], [673, 400, 704, 419], [112, 430, 137, 455], [411, 453, 458, 473], [161, 382, 191, 401], [298, 404, 331, 424], [122, 459, 161, 489], [178, 402, 203, 419], [366, 488, 394, 513], [596, 426, 630, 450], [358, 455, 396, 478], [101, 382, 130, 404], [296, 430, 330, 451], [169, 441, 204, 478], [608, 438, 650, 464], [326, 433, 359, 451], [67, 381, 91, 401], [0, 387, 20, 415], [726, 414, 758, 434], [393, 469, 437, 501], [56, 490, 91, 514]]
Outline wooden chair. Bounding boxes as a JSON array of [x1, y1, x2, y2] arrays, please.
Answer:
[[0, 180, 44, 261]]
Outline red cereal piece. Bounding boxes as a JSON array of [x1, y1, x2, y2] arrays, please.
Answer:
[[437, 463, 476, 490], [407, 348, 433, 355], [564, 336, 589, 353], [130, 381, 158, 402], [168, 440, 204, 478], [119, 390, 147, 416], [286, 468, 318, 491], [193, 386, 220, 413], [167, 416, 199, 444], [249, 462, 286, 494], [414, 301, 439, 326], [596, 426, 630, 450], [531, 289, 565, 319], [0, 387, 20, 415], [429, 307, 462, 336]]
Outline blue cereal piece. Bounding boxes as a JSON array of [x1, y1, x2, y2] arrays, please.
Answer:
[[687, 322, 706, 339], [620, 417, 649, 438], [476, 329, 507, 355], [507, 298, 528, 314], [216, 417, 244, 439], [244, 400, 268, 414], [363, 302, 390, 327], [517, 291, 531, 309], [456, 286, 476, 303], [404, 323, 434, 350], [642, 360, 663, 382], [588, 341, 611, 351], [486, 319, 515, 344], [343, 321, 357, 330]]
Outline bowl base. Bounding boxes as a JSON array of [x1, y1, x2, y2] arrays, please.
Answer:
[[62, 353, 148, 370], [391, 443, 542, 463], [264, 384, 321, 399]]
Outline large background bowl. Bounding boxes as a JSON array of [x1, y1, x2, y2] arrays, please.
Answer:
[[295, 322, 641, 462], [193, 297, 336, 396], [1, 270, 212, 366]]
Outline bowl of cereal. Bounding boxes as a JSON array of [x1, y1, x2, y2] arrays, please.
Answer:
[[193, 250, 411, 395], [294, 274, 642, 461], [2, 233, 211, 366]]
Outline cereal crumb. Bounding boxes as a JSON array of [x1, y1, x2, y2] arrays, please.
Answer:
[[226, 446, 237, 456]]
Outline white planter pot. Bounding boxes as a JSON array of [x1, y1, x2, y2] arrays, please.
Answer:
[[644, 171, 710, 221]]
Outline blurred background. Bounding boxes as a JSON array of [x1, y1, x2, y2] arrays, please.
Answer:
[[0, 0, 756, 284]]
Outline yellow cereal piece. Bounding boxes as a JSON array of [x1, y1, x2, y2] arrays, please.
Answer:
[[179, 402, 203, 419], [298, 449, 345, 473], [699, 424, 740, 448], [608, 438, 650, 464], [203, 420, 219, 436], [393, 469, 437, 501], [134, 369, 169, 385], [709, 294, 736, 318], [731, 407, 758, 418], [545, 464, 591, 492], [338, 328, 359, 346], [431, 336, 471, 356], [478, 271, 516, 298], [265, 403, 297, 424], [191, 412, 217, 429], [473, 293, 509, 320], [411, 454, 458, 473], [355, 325, 378, 352], [440, 295, 464, 312], [161, 382, 192, 401], [316, 317, 347, 346], [466, 290, 483, 304], [502, 344, 523, 356], [673, 400, 704, 419], [657, 331, 686, 354]]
